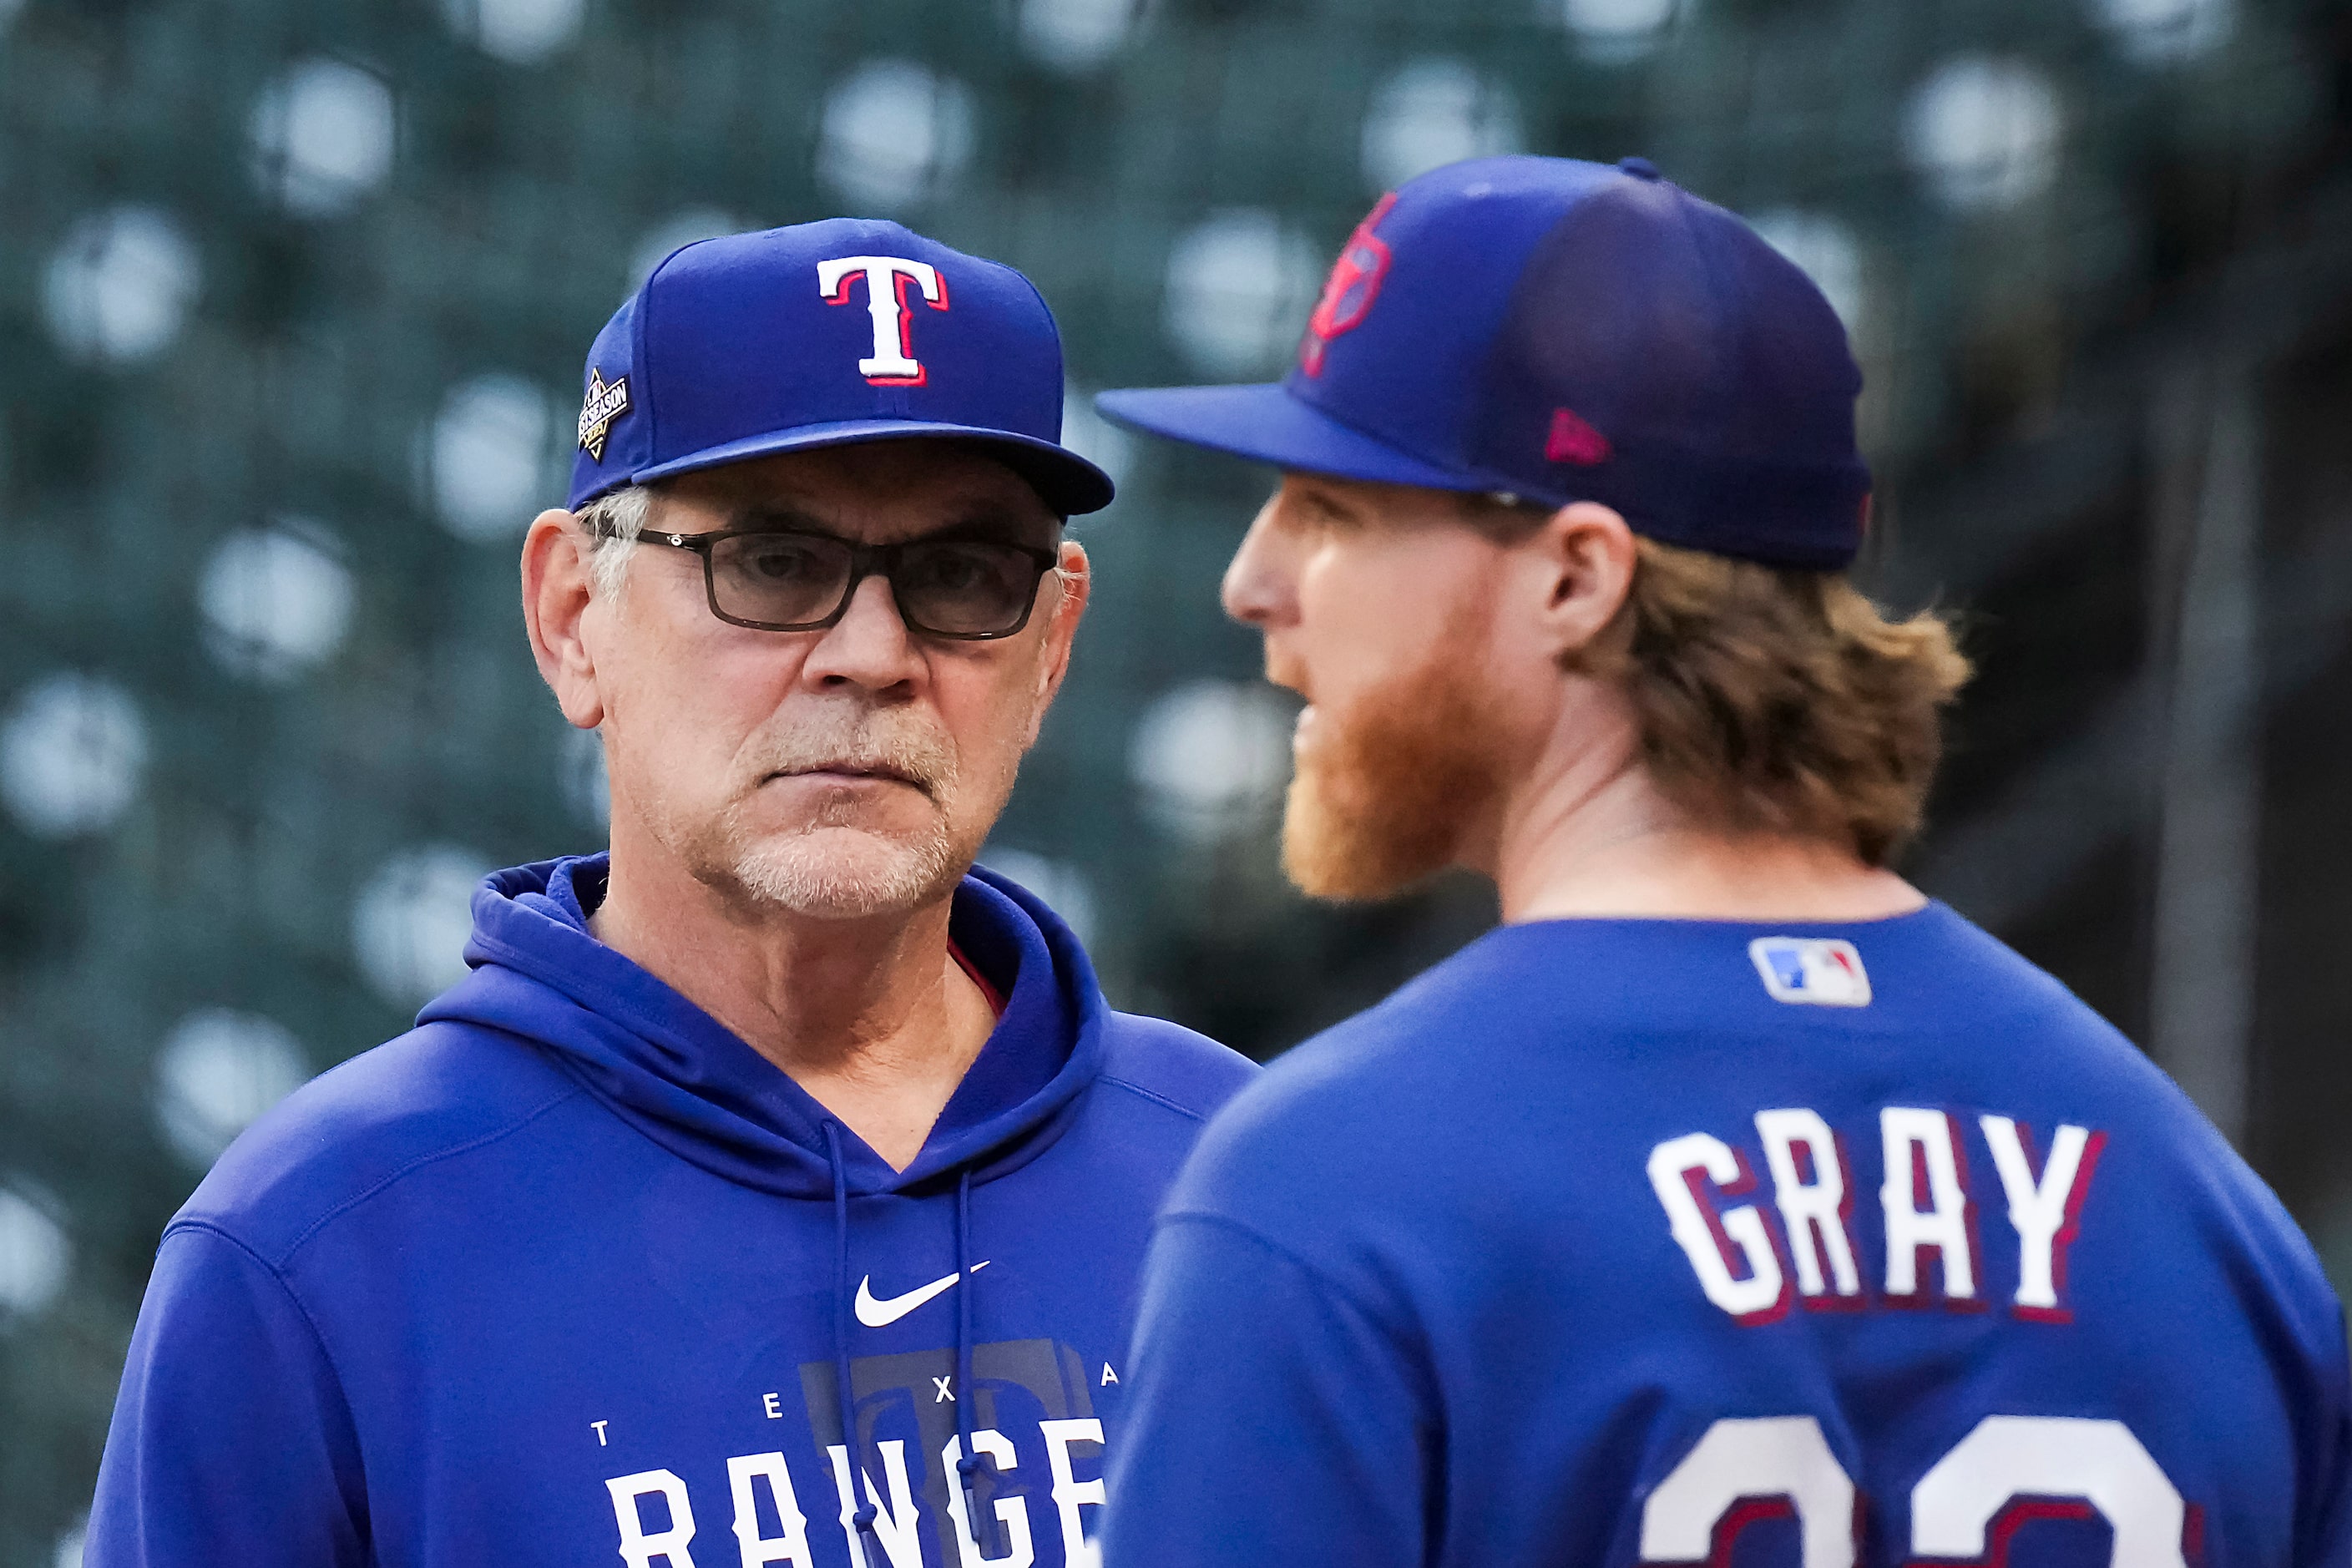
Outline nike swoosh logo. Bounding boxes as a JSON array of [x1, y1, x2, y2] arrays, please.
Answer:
[[854, 1261, 990, 1328]]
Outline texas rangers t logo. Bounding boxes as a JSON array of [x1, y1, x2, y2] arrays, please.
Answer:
[[818, 255, 951, 387], [1298, 191, 1398, 377]]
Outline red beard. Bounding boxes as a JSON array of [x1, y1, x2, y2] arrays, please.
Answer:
[[1282, 626, 1509, 903]]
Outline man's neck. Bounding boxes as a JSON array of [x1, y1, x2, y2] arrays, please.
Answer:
[[1481, 712, 1926, 925], [589, 831, 997, 1172]]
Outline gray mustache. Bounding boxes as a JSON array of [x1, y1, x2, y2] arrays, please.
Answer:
[[751, 711, 958, 795]]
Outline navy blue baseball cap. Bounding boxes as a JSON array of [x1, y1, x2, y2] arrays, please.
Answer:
[[1098, 156, 1869, 569], [568, 218, 1114, 516]]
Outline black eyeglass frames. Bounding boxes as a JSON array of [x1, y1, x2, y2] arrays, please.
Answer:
[[591, 523, 1061, 640]]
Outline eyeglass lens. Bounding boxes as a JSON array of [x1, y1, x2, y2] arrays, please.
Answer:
[[707, 534, 1045, 636]]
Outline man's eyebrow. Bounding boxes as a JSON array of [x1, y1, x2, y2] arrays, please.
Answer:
[[721, 503, 830, 534], [1290, 485, 1357, 524], [923, 503, 1055, 542], [717, 501, 1054, 544]]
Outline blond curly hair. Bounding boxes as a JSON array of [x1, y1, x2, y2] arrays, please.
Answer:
[[1584, 534, 1971, 867]]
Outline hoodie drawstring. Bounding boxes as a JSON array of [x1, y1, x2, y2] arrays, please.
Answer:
[[827, 1122, 989, 1565], [954, 1167, 991, 1557], [824, 1121, 882, 1564]]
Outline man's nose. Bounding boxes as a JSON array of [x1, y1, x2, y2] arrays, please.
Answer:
[[800, 573, 923, 690], [1221, 506, 1292, 629]]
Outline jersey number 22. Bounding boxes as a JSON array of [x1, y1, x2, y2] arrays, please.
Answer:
[[1641, 1414, 2185, 1566]]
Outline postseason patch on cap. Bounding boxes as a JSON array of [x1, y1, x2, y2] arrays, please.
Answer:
[[1748, 937, 1872, 1007], [578, 368, 630, 463]]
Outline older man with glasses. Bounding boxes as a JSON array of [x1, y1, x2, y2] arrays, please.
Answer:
[[86, 220, 1254, 1568]]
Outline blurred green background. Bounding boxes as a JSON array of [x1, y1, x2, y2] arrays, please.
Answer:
[[1, 0, 2349, 1560]]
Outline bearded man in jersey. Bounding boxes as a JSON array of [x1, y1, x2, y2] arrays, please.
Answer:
[[86, 220, 1254, 1568], [1095, 157, 2349, 1566]]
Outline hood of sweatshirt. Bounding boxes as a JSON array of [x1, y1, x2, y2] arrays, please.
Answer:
[[420, 853, 1106, 1200], [92, 851, 1259, 1568]]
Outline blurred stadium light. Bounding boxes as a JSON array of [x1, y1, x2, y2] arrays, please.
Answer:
[[0, 0, 2347, 1558]]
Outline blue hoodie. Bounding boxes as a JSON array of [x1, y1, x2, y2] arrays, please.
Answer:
[[88, 855, 1255, 1568]]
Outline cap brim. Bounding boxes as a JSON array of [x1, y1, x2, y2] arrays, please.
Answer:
[[1095, 383, 1486, 493], [628, 418, 1116, 517]]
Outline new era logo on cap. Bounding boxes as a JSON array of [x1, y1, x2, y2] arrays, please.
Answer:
[[566, 218, 1112, 518], [1748, 938, 1872, 1007], [1099, 154, 1869, 569]]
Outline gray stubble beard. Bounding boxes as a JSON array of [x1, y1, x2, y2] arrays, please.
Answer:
[[671, 703, 1019, 922], [720, 804, 964, 921]]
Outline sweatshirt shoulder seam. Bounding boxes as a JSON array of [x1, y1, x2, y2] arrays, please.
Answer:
[[153, 1219, 361, 1418], [260, 1085, 584, 1269], [161, 1216, 301, 1287], [1158, 1210, 1357, 1305], [1154, 1208, 1438, 1407], [1097, 1074, 1210, 1123]]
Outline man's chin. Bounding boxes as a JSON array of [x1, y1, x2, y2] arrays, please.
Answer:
[[719, 826, 964, 921], [1279, 773, 1454, 903]]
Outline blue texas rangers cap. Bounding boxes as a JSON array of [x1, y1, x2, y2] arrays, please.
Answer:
[[1098, 156, 1869, 569], [568, 218, 1114, 516]]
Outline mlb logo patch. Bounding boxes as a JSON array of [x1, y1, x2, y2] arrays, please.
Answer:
[[1748, 937, 1872, 1007]]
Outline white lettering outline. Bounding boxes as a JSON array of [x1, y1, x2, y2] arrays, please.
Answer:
[[1648, 1131, 1788, 1322], [1640, 1415, 1856, 1568], [943, 1429, 1037, 1568], [1756, 1108, 1863, 1302], [1912, 1416, 2185, 1565], [607, 1468, 701, 1568], [1879, 1107, 1977, 1302], [825, 1441, 924, 1568], [726, 1452, 815, 1568], [1980, 1116, 2103, 1319], [1037, 1418, 1106, 1568], [817, 256, 950, 386]]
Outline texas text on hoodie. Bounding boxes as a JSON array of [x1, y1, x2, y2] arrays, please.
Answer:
[[88, 855, 1256, 1568]]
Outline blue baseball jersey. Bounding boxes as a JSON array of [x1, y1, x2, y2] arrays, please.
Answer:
[[1102, 904, 2351, 1568]]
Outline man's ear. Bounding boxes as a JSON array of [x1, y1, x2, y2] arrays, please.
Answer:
[[521, 508, 607, 729], [1022, 539, 1091, 746], [1524, 502, 1639, 661]]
